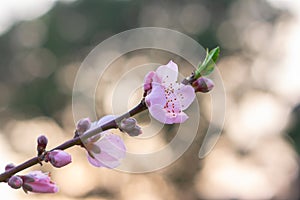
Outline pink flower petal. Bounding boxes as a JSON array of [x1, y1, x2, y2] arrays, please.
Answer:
[[87, 154, 121, 168], [22, 171, 58, 193], [156, 60, 178, 86], [89, 151, 123, 168], [145, 83, 166, 107], [175, 84, 195, 110], [148, 104, 189, 124], [165, 112, 189, 123], [87, 155, 101, 167], [161, 60, 178, 73], [148, 104, 168, 124], [87, 132, 126, 169], [96, 132, 126, 157], [144, 71, 156, 91]]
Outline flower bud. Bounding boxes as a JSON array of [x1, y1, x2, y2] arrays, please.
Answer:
[[119, 118, 142, 136], [192, 77, 214, 93], [8, 176, 23, 189], [120, 118, 136, 130], [76, 118, 91, 135], [128, 126, 142, 136], [5, 163, 15, 171], [46, 150, 72, 168], [37, 135, 48, 147], [37, 135, 48, 155]]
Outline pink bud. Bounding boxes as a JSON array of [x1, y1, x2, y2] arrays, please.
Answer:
[[76, 118, 91, 135], [5, 163, 15, 171], [192, 77, 214, 93], [8, 176, 23, 189], [119, 118, 142, 136], [37, 135, 48, 155], [21, 171, 58, 193], [46, 150, 72, 168], [37, 135, 48, 147]]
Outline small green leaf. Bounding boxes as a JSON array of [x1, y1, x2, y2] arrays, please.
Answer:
[[195, 47, 220, 78]]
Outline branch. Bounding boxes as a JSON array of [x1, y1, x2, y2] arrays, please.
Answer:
[[0, 100, 147, 182], [0, 47, 220, 185]]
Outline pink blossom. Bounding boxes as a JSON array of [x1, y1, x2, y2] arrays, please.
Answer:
[[21, 171, 58, 193], [84, 115, 126, 169], [144, 60, 195, 124], [46, 150, 72, 168]]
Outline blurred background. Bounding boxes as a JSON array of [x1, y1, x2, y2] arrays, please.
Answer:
[[1, 0, 300, 199]]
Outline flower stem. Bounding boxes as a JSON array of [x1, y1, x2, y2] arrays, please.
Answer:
[[181, 73, 196, 85]]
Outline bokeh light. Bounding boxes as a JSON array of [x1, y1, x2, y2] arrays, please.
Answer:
[[1, 0, 300, 199]]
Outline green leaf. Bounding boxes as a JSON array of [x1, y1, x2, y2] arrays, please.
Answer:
[[195, 46, 220, 78]]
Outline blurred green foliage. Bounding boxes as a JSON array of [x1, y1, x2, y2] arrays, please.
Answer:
[[0, 0, 282, 121]]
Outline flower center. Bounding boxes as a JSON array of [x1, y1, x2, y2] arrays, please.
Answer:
[[163, 83, 181, 116]]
